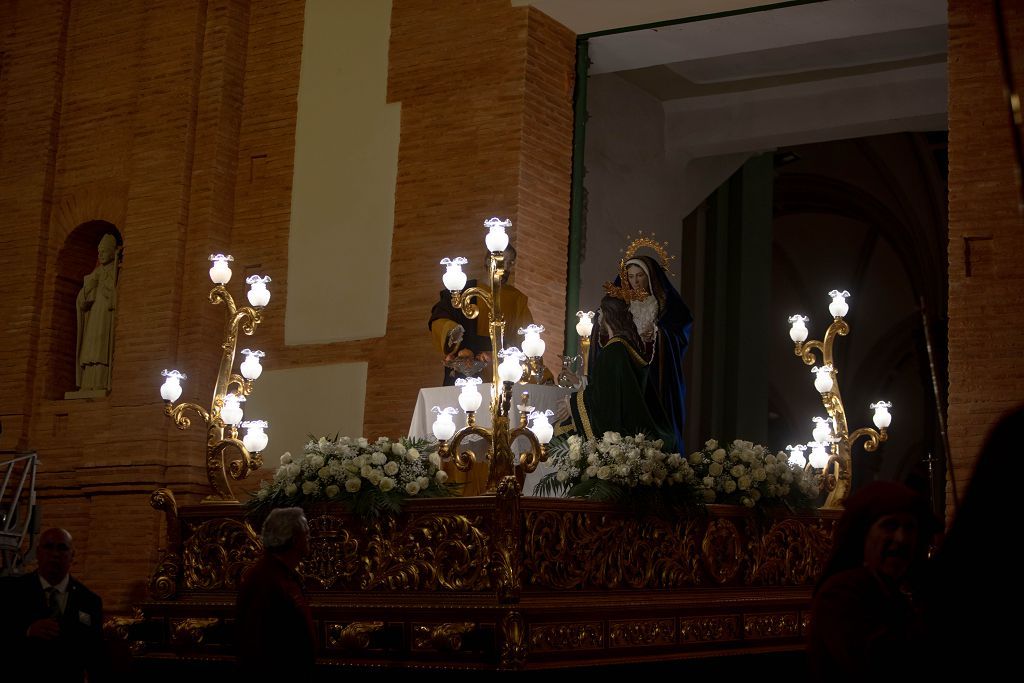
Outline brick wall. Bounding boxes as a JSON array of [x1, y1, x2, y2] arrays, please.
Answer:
[[947, 0, 1024, 517], [0, 0, 574, 611]]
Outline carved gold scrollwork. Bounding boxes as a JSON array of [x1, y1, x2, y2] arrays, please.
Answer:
[[104, 608, 147, 654], [743, 612, 800, 639], [522, 511, 702, 590], [150, 488, 182, 599], [608, 619, 675, 648], [491, 476, 521, 603], [326, 621, 384, 651], [701, 518, 743, 584], [183, 519, 260, 590], [528, 621, 603, 652], [498, 610, 527, 670], [679, 616, 740, 643], [301, 515, 363, 589], [412, 622, 477, 652], [362, 514, 490, 591], [170, 617, 220, 648], [746, 517, 834, 585]]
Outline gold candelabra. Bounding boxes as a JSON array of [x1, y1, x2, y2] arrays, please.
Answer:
[[159, 255, 271, 503], [788, 290, 891, 509], [434, 219, 552, 494]]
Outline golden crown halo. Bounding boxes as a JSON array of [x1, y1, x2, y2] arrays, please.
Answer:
[[602, 231, 675, 302]]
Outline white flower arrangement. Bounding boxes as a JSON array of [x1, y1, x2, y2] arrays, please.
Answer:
[[248, 435, 455, 518], [688, 438, 818, 508], [533, 432, 701, 506], [535, 433, 818, 511]]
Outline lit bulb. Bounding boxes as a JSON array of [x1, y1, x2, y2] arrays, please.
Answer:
[[811, 416, 832, 444], [786, 444, 807, 468], [529, 409, 555, 445], [440, 257, 468, 292], [498, 348, 525, 383], [220, 395, 245, 426], [828, 290, 850, 318], [455, 377, 483, 412], [575, 311, 595, 338], [159, 369, 186, 402], [431, 406, 458, 441], [520, 324, 546, 358], [241, 420, 269, 453], [871, 400, 892, 430], [808, 442, 830, 469], [246, 275, 271, 307], [240, 349, 265, 380], [483, 217, 511, 253], [209, 254, 234, 285], [788, 315, 809, 343], [812, 365, 834, 394]]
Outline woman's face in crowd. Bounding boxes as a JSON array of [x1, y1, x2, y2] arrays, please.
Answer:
[[626, 264, 649, 292], [863, 512, 920, 581]]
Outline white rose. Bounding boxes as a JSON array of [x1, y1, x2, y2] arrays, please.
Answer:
[[417, 476, 430, 490], [752, 468, 766, 482], [712, 448, 726, 463], [370, 452, 387, 466], [302, 481, 319, 496], [357, 437, 369, 448], [585, 465, 598, 478], [285, 483, 298, 496], [751, 489, 762, 501], [318, 467, 331, 481], [556, 470, 569, 482], [738, 475, 752, 490], [317, 437, 328, 449], [308, 455, 324, 470], [368, 470, 383, 485], [379, 477, 395, 492], [688, 452, 703, 465], [709, 463, 723, 477], [723, 480, 737, 493], [280, 452, 292, 465], [435, 470, 448, 484], [597, 466, 611, 480], [325, 484, 340, 498], [742, 496, 755, 508], [639, 472, 652, 484], [406, 449, 421, 463], [392, 443, 407, 457], [256, 487, 268, 500], [361, 464, 373, 477], [702, 476, 715, 489], [405, 481, 420, 495], [730, 465, 745, 478], [384, 461, 399, 476], [345, 477, 361, 492], [703, 489, 716, 503], [429, 452, 442, 468], [618, 465, 630, 477]]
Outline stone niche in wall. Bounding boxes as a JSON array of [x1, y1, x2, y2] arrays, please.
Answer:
[[48, 220, 123, 400]]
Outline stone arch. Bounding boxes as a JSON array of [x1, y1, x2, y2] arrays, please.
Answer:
[[48, 221, 123, 398]]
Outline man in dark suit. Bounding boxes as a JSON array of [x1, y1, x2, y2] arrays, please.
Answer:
[[0, 527, 106, 681]]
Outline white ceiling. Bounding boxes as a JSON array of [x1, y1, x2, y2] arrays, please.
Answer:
[[516, 0, 949, 158]]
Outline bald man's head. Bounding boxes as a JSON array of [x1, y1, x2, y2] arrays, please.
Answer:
[[37, 527, 74, 584]]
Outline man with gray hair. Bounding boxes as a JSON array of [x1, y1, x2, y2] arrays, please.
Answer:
[[236, 507, 315, 679]]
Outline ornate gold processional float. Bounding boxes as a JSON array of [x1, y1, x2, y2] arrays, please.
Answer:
[[111, 220, 895, 670]]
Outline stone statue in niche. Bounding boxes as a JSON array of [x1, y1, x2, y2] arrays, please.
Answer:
[[67, 233, 119, 397]]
